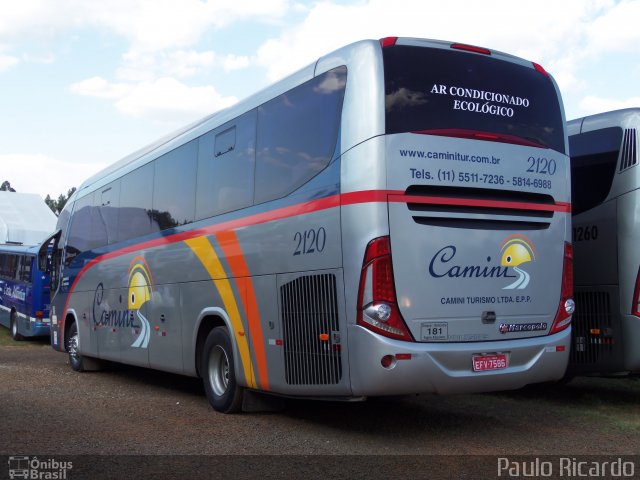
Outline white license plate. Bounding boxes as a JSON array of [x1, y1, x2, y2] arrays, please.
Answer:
[[472, 353, 507, 372]]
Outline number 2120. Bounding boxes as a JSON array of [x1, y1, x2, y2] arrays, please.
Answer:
[[294, 228, 326, 255]]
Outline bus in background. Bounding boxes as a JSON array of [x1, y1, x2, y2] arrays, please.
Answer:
[[42, 37, 573, 413], [567, 108, 640, 375], [0, 243, 52, 340]]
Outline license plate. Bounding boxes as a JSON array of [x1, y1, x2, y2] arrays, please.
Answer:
[[472, 353, 507, 372]]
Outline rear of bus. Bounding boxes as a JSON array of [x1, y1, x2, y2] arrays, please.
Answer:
[[567, 108, 640, 374], [343, 38, 573, 395]]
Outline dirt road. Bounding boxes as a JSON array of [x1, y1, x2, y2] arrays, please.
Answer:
[[1, 337, 638, 478]]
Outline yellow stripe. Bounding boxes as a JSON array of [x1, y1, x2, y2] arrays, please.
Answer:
[[185, 236, 256, 388]]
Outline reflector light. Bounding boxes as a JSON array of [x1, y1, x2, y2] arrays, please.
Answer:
[[319, 333, 329, 342], [633, 267, 640, 317], [550, 242, 574, 334], [381, 355, 395, 368], [380, 37, 398, 48], [395, 353, 412, 360], [451, 43, 491, 55], [357, 237, 414, 341], [35, 310, 44, 319]]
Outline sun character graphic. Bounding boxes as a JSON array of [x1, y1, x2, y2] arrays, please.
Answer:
[[500, 235, 536, 290], [128, 256, 153, 348]]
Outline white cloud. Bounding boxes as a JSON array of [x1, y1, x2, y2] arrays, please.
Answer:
[[222, 54, 251, 73], [114, 77, 238, 123], [578, 95, 640, 116], [254, 0, 627, 86], [0, 0, 291, 55], [70, 75, 238, 123], [0, 153, 106, 199], [0, 53, 18, 71], [70, 76, 132, 99]]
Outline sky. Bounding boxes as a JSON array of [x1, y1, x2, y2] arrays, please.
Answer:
[[1, 0, 639, 201]]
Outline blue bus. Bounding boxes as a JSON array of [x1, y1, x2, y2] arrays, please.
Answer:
[[0, 244, 52, 340]]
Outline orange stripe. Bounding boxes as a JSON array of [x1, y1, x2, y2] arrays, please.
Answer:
[[216, 230, 269, 390]]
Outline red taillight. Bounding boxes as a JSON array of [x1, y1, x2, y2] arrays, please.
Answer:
[[451, 43, 491, 55], [35, 310, 44, 319], [380, 37, 398, 48], [532, 62, 549, 77], [357, 237, 414, 341], [550, 242, 575, 334], [632, 267, 640, 317]]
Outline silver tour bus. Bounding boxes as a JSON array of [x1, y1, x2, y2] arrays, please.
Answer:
[[41, 37, 574, 412], [567, 108, 640, 375]]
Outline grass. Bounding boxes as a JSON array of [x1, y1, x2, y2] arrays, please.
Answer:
[[0, 323, 48, 347]]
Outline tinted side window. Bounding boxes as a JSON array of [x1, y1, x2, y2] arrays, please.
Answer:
[[153, 141, 197, 230], [20, 255, 33, 282], [196, 110, 256, 219], [255, 66, 347, 204], [0, 253, 18, 279], [118, 163, 155, 242], [98, 181, 120, 245], [570, 127, 623, 215], [66, 194, 95, 264]]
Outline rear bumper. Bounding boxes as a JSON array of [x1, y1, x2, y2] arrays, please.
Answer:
[[348, 324, 571, 396], [28, 321, 51, 337]]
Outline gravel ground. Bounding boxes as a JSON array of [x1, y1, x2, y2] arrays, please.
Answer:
[[1, 336, 639, 478]]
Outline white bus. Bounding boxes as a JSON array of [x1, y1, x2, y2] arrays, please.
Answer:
[[567, 108, 640, 375], [41, 37, 574, 412]]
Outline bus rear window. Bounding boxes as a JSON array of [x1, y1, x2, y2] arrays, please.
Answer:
[[383, 45, 565, 154], [569, 127, 623, 215]]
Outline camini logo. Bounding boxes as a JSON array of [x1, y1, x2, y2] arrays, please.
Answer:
[[128, 256, 154, 349], [428, 233, 536, 290], [500, 234, 536, 290]]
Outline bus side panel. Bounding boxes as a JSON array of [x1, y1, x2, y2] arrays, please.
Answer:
[[618, 189, 640, 371], [570, 200, 624, 373]]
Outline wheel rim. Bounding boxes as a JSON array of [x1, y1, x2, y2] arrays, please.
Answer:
[[68, 332, 79, 362], [208, 345, 230, 396]]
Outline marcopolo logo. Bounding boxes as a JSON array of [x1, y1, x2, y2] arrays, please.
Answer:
[[428, 234, 537, 290]]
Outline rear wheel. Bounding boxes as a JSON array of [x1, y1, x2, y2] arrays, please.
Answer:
[[201, 327, 243, 413], [9, 311, 23, 341]]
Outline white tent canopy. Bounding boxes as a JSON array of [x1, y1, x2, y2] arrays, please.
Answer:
[[0, 191, 57, 245]]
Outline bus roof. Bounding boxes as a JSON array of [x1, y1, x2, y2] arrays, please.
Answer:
[[568, 107, 640, 136]]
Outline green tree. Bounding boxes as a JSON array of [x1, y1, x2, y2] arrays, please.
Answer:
[[0, 180, 16, 192], [45, 187, 76, 215]]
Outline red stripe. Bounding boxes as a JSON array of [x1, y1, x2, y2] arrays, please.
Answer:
[[389, 194, 571, 213], [61, 189, 571, 321]]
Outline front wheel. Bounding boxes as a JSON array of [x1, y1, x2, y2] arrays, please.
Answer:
[[67, 322, 84, 371], [201, 327, 243, 413], [10, 312, 23, 341]]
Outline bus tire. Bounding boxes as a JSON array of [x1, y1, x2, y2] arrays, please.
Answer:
[[66, 322, 85, 372], [201, 327, 243, 413], [10, 311, 23, 341]]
